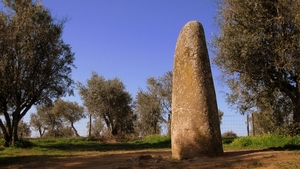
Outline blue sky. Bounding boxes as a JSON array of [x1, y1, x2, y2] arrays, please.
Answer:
[[22, 0, 247, 136]]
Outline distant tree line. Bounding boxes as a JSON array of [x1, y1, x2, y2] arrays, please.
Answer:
[[27, 70, 225, 140]]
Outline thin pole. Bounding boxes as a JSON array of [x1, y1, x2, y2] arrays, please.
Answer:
[[252, 113, 255, 136], [247, 114, 250, 136]]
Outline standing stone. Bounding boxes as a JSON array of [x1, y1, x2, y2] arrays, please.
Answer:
[[171, 21, 223, 160]]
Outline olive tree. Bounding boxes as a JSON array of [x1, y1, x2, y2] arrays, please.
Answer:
[[78, 72, 135, 137], [213, 0, 300, 134], [0, 0, 75, 146], [30, 112, 46, 137], [135, 71, 172, 136], [17, 120, 31, 139], [52, 99, 85, 137], [86, 116, 105, 137], [30, 105, 64, 138]]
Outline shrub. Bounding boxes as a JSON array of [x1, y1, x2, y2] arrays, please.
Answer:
[[13, 139, 33, 148], [225, 134, 300, 149], [222, 130, 238, 138], [222, 131, 238, 144]]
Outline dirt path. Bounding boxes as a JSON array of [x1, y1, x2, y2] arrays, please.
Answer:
[[4, 149, 300, 169]]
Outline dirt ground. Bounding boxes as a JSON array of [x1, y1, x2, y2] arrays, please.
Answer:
[[3, 149, 300, 169]]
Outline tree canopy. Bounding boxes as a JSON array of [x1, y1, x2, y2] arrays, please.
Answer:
[[135, 71, 172, 136], [0, 0, 75, 146], [30, 104, 63, 138], [30, 104, 78, 138], [52, 99, 85, 137], [213, 0, 300, 134], [30, 110, 46, 137], [78, 72, 135, 137]]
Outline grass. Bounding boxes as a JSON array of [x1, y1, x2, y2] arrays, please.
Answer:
[[0, 135, 171, 156], [223, 134, 300, 150], [2, 134, 300, 153], [1, 134, 300, 155], [1, 134, 300, 167], [130, 134, 171, 144], [0, 135, 171, 167]]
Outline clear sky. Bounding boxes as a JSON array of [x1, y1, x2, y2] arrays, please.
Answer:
[[22, 0, 247, 136]]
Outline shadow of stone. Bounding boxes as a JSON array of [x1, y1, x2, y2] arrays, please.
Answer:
[[224, 149, 267, 157]]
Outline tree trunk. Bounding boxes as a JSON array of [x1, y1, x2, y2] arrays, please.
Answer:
[[1, 109, 13, 146], [88, 114, 92, 138], [112, 122, 118, 136], [71, 122, 80, 137], [39, 128, 42, 137], [0, 119, 11, 147], [12, 116, 20, 143], [293, 100, 300, 135], [167, 113, 171, 136], [292, 82, 300, 135], [102, 114, 111, 131]]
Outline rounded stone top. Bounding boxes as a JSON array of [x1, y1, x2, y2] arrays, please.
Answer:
[[182, 21, 204, 33], [175, 20, 206, 61], [184, 20, 202, 26]]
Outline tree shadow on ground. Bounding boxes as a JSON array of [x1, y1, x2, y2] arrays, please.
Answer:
[[224, 149, 266, 157]]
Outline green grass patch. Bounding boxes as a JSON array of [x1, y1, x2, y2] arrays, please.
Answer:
[[130, 134, 171, 144], [1, 134, 300, 160], [0, 135, 171, 167], [224, 134, 300, 150], [0, 135, 171, 157]]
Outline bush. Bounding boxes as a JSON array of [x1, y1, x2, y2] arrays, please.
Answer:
[[13, 139, 33, 148], [222, 131, 238, 144], [225, 134, 300, 149], [222, 130, 238, 138]]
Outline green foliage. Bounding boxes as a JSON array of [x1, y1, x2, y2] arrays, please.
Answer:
[[251, 111, 291, 135], [30, 106, 49, 137], [225, 134, 300, 149], [222, 131, 238, 144], [87, 116, 105, 138], [42, 126, 75, 138], [0, 136, 171, 158], [222, 137, 237, 145], [0, 138, 4, 147], [213, 0, 300, 133], [0, 0, 75, 146], [135, 71, 172, 136], [52, 99, 85, 137], [222, 130, 238, 138], [218, 109, 224, 124], [17, 121, 31, 139], [31, 102, 84, 138], [13, 140, 33, 148], [78, 72, 135, 137]]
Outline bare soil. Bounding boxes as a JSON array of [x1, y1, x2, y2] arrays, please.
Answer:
[[3, 149, 300, 169]]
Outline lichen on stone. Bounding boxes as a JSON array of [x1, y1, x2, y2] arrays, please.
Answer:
[[171, 21, 223, 160]]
